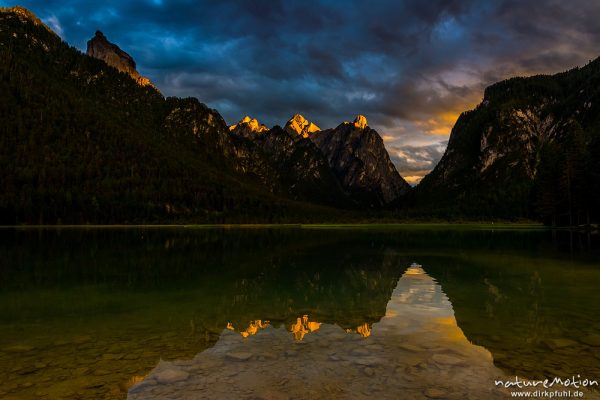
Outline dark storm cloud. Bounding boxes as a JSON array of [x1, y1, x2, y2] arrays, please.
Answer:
[[4, 0, 600, 179]]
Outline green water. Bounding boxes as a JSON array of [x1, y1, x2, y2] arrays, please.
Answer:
[[0, 227, 598, 399]]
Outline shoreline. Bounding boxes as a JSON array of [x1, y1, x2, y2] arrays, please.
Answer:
[[0, 222, 548, 231]]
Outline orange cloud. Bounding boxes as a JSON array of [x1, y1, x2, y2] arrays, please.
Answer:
[[409, 106, 475, 137]]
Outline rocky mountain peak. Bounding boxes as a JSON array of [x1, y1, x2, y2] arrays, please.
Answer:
[[310, 121, 410, 206], [229, 116, 269, 139], [353, 115, 368, 129], [284, 114, 320, 138], [86, 31, 153, 87]]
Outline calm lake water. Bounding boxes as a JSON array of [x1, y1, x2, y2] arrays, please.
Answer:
[[0, 226, 599, 399]]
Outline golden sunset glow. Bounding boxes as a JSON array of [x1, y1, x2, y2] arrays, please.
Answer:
[[289, 315, 321, 341], [227, 320, 270, 338], [430, 316, 467, 342], [415, 111, 463, 136], [2, 2, 600, 400], [227, 316, 375, 341], [403, 175, 423, 185], [355, 323, 372, 337], [127, 375, 147, 389], [344, 323, 373, 337]]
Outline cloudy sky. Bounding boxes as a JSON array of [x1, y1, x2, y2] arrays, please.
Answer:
[[4, 0, 600, 183]]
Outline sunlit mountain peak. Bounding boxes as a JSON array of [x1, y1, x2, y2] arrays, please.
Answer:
[[86, 30, 154, 87], [284, 114, 320, 138], [228, 116, 269, 138], [353, 115, 368, 129]]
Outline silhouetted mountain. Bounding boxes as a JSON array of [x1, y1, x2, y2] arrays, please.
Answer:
[[415, 58, 600, 224], [229, 117, 347, 205], [230, 113, 411, 207], [311, 116, 411, 207]]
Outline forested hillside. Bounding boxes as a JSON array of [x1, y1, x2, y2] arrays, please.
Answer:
[[414, 58, 600, 225], [0, 7, 340, 224]]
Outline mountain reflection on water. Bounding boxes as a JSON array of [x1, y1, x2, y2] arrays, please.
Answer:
[[129, 264, 512, 399], [0, 228, 598, 399]]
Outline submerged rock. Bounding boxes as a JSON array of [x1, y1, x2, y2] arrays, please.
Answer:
[[542, 338, 579, 350], [430, 353, 465, 366], [424, 388, 447, 398], [226, 351, 253, 361], [155, 368, 190, 384], [580, 334, 600, 347], [2, 345, 34, 353]]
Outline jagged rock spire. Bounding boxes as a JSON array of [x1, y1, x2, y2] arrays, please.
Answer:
[[86, 30, 153, 87], [229, 116, 269, 138], [284, 114, 320, 138], [353, 115, 368, 129]]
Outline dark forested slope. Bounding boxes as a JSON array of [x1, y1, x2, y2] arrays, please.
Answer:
[[414, 58, 600, 224], [0, 7, 337, 223]]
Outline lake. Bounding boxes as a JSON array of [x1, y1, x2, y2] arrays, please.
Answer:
[[0, 226, 599, 399]]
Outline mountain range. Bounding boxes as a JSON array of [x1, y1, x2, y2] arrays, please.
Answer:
[[0, 6, 598, 225]]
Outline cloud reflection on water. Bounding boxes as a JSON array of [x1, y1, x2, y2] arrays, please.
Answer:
[[129, 264, 512, 399]]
